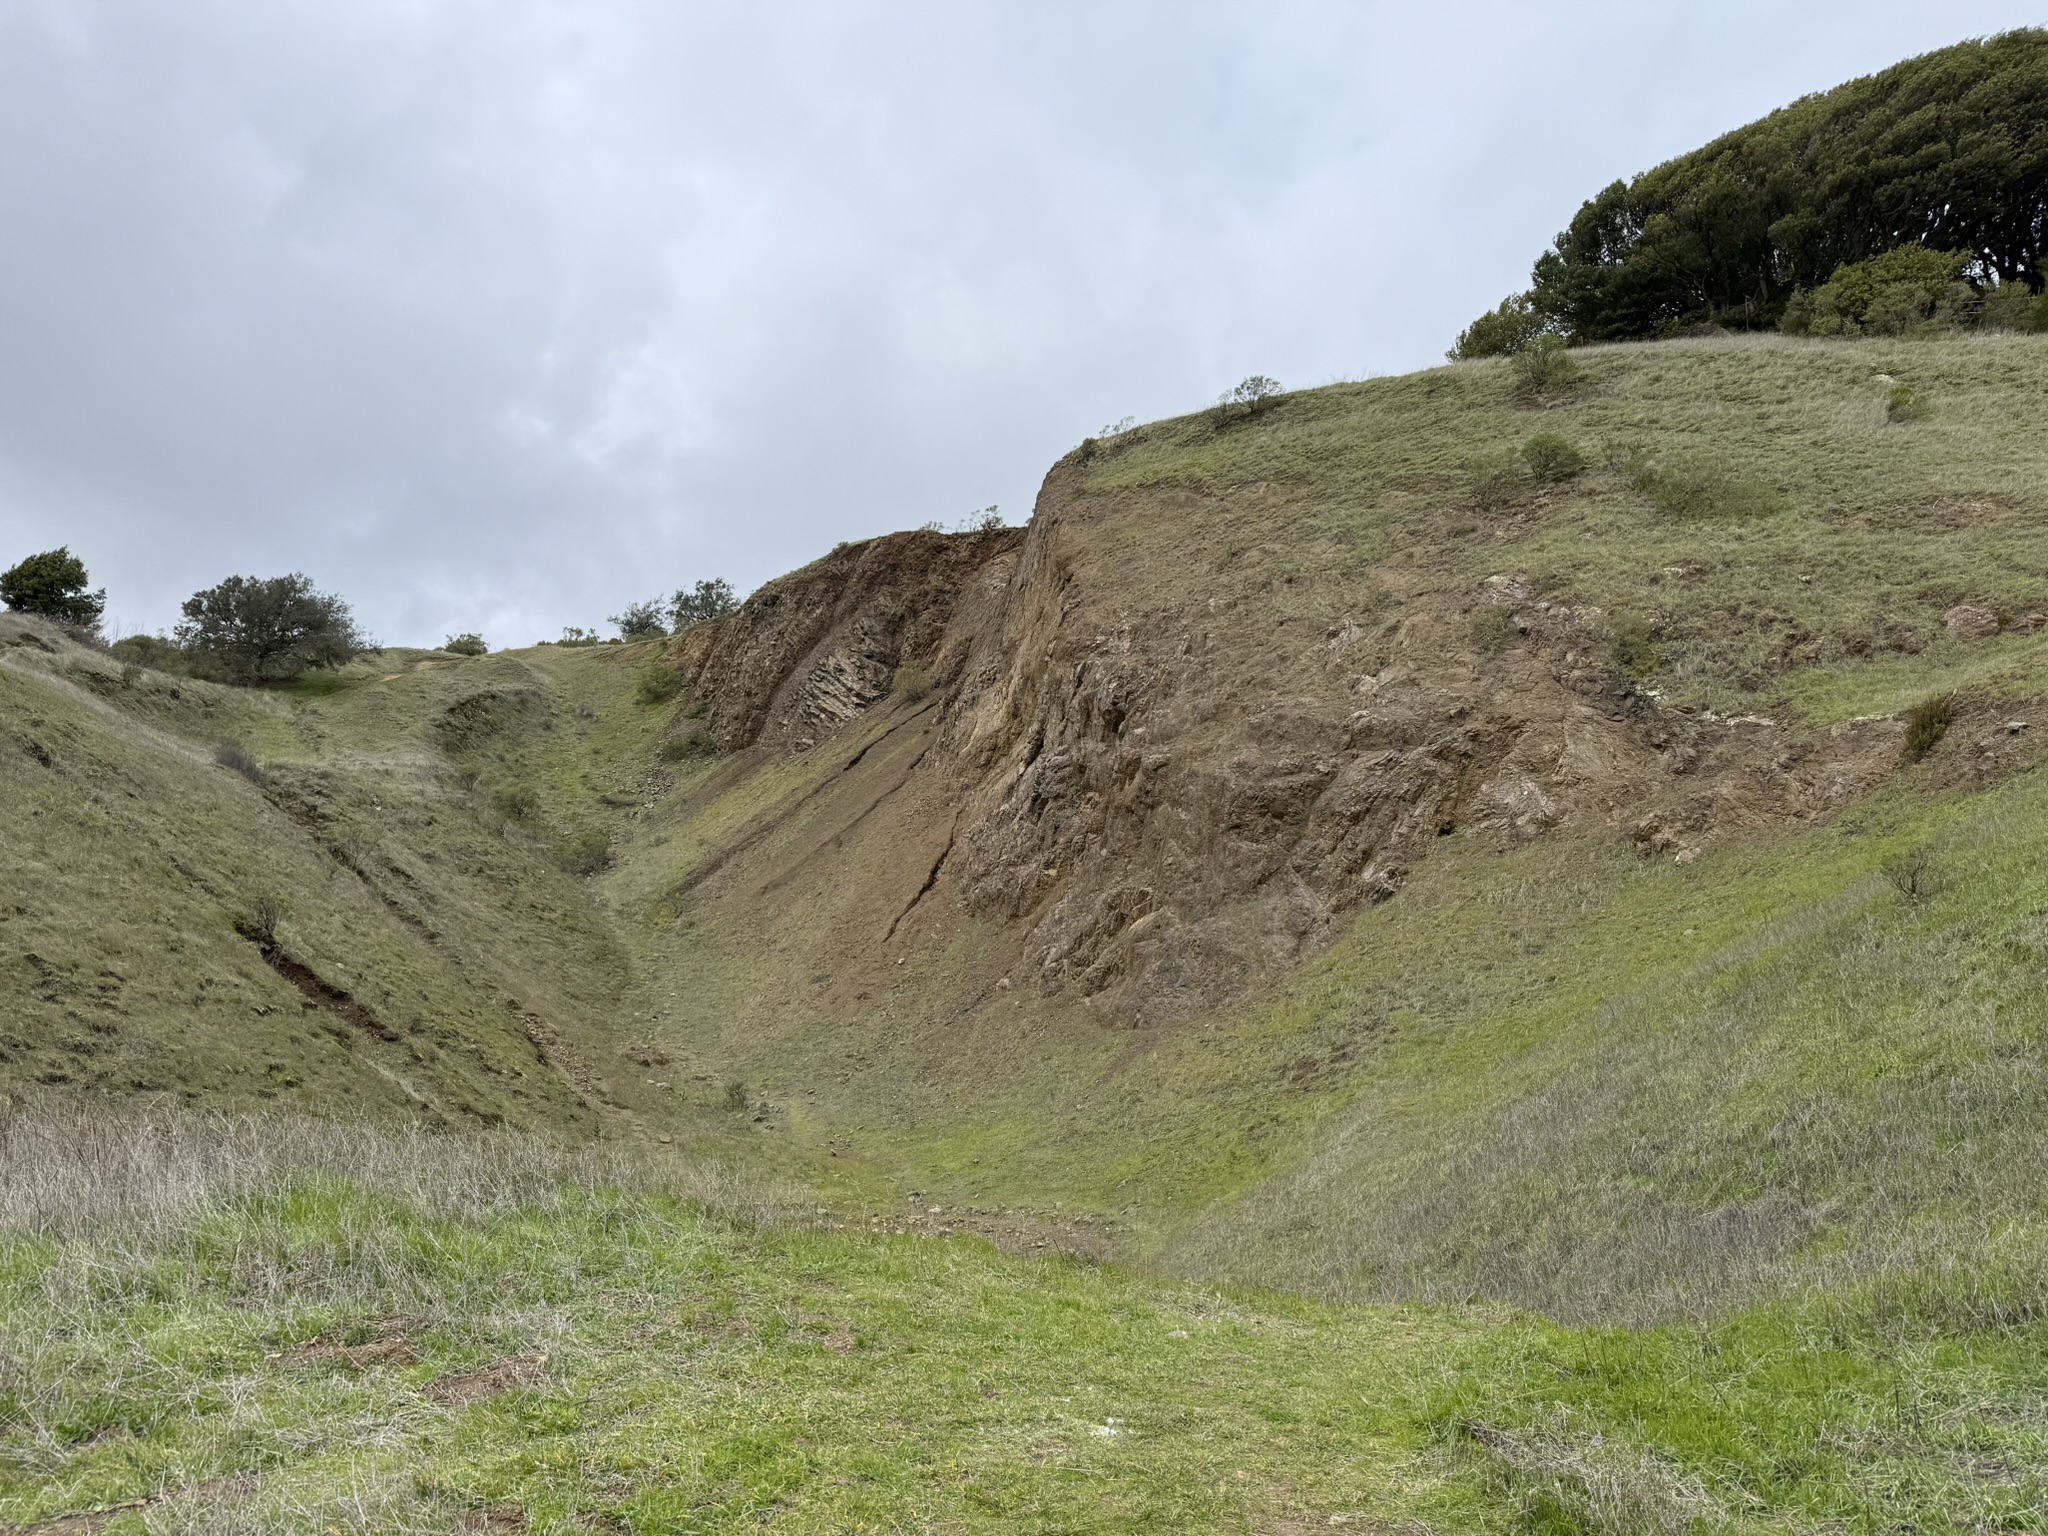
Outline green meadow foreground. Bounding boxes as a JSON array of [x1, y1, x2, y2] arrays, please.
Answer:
[[3, 1111, 2046, 1535], [11, 333, 2048, 1529]]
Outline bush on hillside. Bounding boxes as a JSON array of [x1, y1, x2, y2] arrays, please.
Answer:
[[1470, 467, 1532, 514], [1612, 446, 1778, 520], [1450, 294, 1547, 360], [1781, 247, 1974, 336], [669, 578, 738, 631], [557, 626, 602, 647], [1510, 335, 1581, 398], [444, 633, 488, 656], [555, 828, 612, 877], [1522, 433, 1587, 482], [1609, 619, 1664, 676], [109, 633, 190, 676], [213, 744, 265, 785], [1231, 375, 1283, 414], [491, 785, 538, 822], [1883, 844, 1943, 904], [658, 723, 715, 761], [637, 666, 686, 705], [1457, 29, 2048, 343], [242, 894, 285, 946], [611, 599, 667, 640], [176, 574, 368, 685], [1, 547, 105, 630], [1214, 375, 1283, 425], [1980, 282, 2048, 331], [1902, 693, 1955, 763]]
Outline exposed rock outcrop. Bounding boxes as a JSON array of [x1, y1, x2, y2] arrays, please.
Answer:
[[667, 467, 1958, 1026], [669, 528, 1020, 753]]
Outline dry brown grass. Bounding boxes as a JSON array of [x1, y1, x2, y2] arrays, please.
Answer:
[[0, 1101, 806, 1244]]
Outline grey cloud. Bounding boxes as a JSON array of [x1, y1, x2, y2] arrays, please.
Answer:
[[0, 1, 2038, 645]]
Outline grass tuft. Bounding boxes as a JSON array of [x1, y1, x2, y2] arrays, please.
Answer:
[[1886, 380, 1930, 422], [213, 743, 265, 784]]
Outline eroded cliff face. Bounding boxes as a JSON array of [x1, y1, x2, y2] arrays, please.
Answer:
[[666, 465, 1932, 1027], [670, 529, 1022, 753]]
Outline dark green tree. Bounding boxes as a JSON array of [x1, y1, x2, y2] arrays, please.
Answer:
[[668, 578, 737, 630], [175, 574, 367, 684], [1449, 294, 1547, 359], [611, 599, 668, 639], [1, 547, 105, 629], [1459, 29, 2048, 345]]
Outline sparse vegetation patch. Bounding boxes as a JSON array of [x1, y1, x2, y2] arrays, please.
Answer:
[[1901, 692, 1955, 762]]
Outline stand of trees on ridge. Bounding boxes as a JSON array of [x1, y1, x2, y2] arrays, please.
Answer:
[[1453, 28, 2048, 357], [1, 547, 746, 679], [605, 577, 739, 642]]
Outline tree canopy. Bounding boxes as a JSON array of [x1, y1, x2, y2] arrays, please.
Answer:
[[1, 547, 105, 629], [1455, 28, 2048, 351], [669, 578, 737, 630], [175, 574, 367, 684]]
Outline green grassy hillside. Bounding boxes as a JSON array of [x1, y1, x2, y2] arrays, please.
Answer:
[[0, 625, 689, 1136], [4, 1108, 2044, 1534], [11, 332, 2048, 1311]]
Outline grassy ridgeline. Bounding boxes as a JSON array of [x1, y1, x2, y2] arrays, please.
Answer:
[[2, 1107, 2045, 1534]]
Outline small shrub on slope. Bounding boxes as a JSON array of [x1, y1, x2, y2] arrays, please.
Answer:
[[1229, 375, 1283, 415], [213, 744, 265, 784], [1522, 433, 1586, 482], [1511, 335, 1581, 399], [444, 633, 488, 656], [1212, 375, 1283, 425], [491, 785, 538, 822], [659, 724, 715, 761], [109, 634, 189, 676], [1472, 607, 1519, 656], [1611, 445, 1776, 520], [555, 828, 612, 877], [1901, 693, 1954, 763], [1883, 844, 1943, 904], [637, 667, 686, 705]]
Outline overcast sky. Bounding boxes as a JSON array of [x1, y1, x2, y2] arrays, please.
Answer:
[[0, 3, 2039, 647]]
